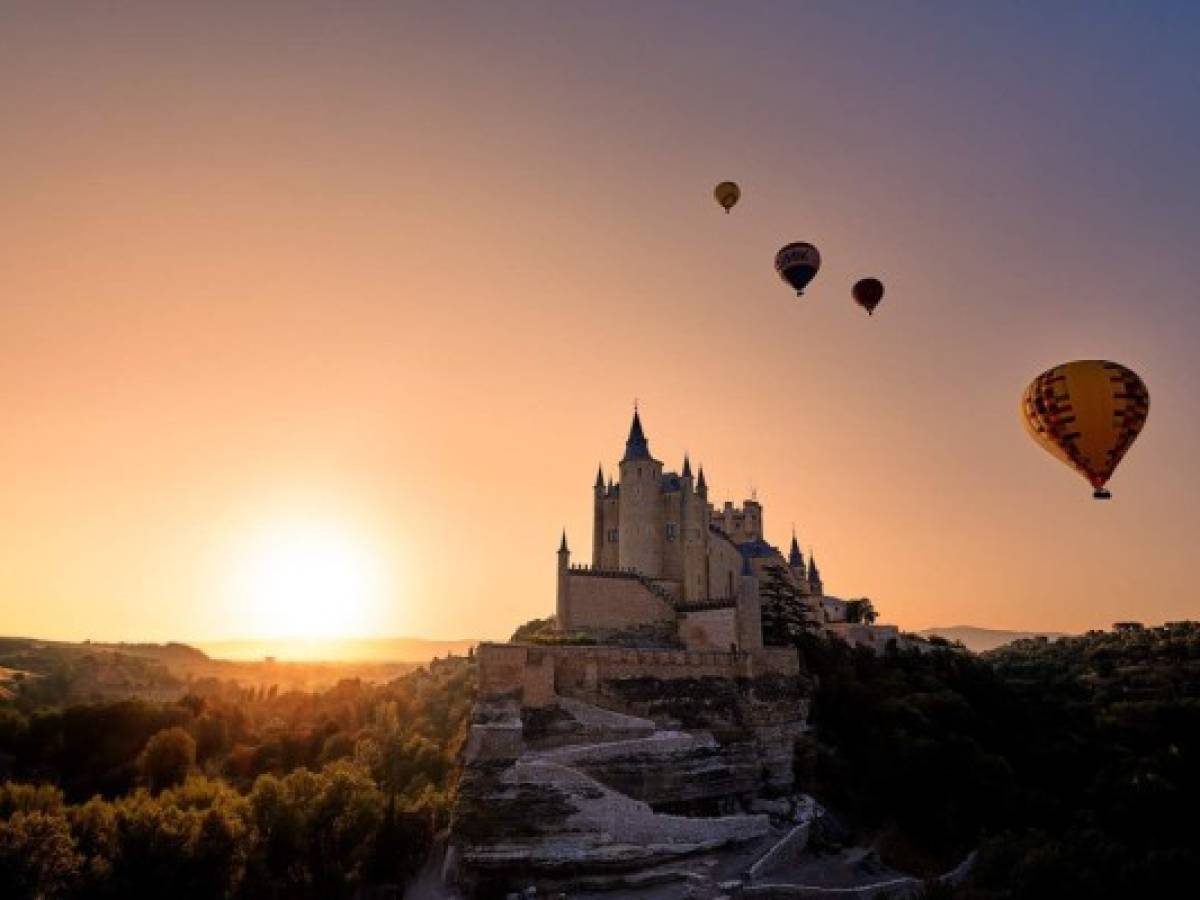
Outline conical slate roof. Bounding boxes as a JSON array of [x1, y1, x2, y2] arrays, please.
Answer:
[[622, 410, 650, 461], [788, 533, 804, 568]]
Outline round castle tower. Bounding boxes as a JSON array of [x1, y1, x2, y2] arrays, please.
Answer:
[[617, 410, 664, 577]]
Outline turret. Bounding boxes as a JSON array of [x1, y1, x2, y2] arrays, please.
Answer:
[[807, 549, 823, 596], [556, 530, 571, 632], [788, 531, 807, 583], [735, 555, 763, 650], [743, 497, 763, 540], [592, 464, 605, 567], [679, 453, 708, 601], [617, 409, 664, 576]]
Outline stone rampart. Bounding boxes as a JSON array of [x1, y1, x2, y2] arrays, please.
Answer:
[[475, 642, 806, 739], [477, 643, 800, 701], [680, 606, 739, 650], [561, 570, 676, 636]]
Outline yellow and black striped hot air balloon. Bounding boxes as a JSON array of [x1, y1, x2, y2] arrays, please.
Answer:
[[714, 181, 740, 213], [1020, 360, 1149, 499]]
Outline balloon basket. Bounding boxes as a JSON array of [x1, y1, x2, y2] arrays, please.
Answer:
[[1093, 489, 1112, 500]]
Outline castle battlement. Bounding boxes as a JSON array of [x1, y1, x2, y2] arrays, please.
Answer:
[[477, 641, 802, 709]]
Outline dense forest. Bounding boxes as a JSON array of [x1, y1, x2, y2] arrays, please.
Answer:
[[2, 623, 1198, 898], [0, 655, 475, 898], [794, 622, 1200, 899]]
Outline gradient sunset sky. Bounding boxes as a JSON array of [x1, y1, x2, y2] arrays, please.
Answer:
[[3, 2, 1199, 644]]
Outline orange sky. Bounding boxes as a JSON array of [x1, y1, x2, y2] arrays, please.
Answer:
[[2, 3, 1198, 643]]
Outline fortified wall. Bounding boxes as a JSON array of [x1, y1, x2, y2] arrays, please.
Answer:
[[477, 641, 802, 711]]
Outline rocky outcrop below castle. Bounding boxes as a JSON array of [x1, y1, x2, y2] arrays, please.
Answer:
[[445, 643, 813, 896], [438, 643, 979, 898]]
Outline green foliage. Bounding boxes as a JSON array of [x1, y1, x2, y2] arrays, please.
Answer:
[[0, 810, 82, 899], [510, 617, 555, 642], [510, 617, 596, 645], [795, 623, 1200, 898], [137, 726, 196, 793], [844, 598, 878, 625], [760, 563, 818, 645], [0, 656, 477, 898]]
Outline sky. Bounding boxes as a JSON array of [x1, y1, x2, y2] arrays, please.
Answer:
[[2, 1, 1199, 644]]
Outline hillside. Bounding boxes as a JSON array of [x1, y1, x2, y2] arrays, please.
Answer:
[[196, 635, 479, 662], [0, 637, 431, 705], [918, 625, 1068, 652]]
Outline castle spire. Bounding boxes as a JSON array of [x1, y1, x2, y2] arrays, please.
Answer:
[[696, 466, 707, 492], [788, 530, 804, 568], [807, 549, 822, 593], [595, 464, 605, 489], [682, 454, 693, 479], [559, 530, 569, 553], [622, 407, 650, 461]]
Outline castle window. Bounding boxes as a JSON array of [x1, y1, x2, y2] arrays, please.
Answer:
[[607, 529, 618, 543], [665, 522, 678, 541]]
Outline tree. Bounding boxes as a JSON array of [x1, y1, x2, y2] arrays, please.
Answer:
[[844, 598, 878, 625], [759, 564, 818, 645], [137, 727, 196, 793], [0, 810, 82, 899]]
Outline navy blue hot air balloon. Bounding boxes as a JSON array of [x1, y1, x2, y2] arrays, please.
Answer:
[[774, 242, 821, 296]]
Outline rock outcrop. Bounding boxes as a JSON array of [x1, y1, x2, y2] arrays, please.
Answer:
[[448, 644, 812, 896]]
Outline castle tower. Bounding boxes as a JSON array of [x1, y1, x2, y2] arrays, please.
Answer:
[[743, 496, 763, 540], [617, 410, 664, 576], [592, 465, 604, 567], [680, 455, 708, 601], [788, 531, 808, 591], [735, 556, 763, 650], [807, 550, 823, 596], [556, 530, 571, 631]]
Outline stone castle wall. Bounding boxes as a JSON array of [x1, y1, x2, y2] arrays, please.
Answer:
[[560, 570, 676, 634], [477, 642, 801, 709], [680, 605, 739, 650], [707, 529, 745, 601]]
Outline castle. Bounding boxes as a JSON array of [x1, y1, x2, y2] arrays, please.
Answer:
[[555, 410, 899, 651], [454, 411, 900, 892]]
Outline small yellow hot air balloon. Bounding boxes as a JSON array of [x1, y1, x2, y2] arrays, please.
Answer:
[[714, 181, 740, 213], [1020, 360, 1149, 499]]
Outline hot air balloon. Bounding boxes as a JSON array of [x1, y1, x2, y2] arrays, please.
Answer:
[[1020, 360, 1149, 499], [714, 181, 740, 213], [774, 242, 821, 296], [852, 278, 885, 315]]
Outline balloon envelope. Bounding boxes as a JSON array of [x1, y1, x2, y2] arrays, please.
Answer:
[[852, 278, 885, 315], [714, 181, 740, 213], [1020, 360, 1149, 499], [774, 242, 821, 296]]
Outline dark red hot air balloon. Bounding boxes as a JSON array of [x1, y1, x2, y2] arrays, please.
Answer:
[[852, 278, 885, 315]]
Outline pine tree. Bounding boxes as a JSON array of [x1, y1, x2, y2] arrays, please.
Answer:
[[759, 564, 818, 645]]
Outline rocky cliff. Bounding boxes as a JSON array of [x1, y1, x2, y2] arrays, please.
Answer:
[[447, 645, 812, 896]]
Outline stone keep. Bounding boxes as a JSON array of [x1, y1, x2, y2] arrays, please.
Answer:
[[557, 411, 832, 650]]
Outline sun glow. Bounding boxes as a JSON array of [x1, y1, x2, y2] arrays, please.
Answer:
[[227, 521, 388, 640]]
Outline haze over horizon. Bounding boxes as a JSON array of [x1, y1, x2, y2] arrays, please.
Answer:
[[3, 2, 1199, 644]]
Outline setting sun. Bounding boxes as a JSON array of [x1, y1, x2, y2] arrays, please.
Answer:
[[227, 521, 387, 640]]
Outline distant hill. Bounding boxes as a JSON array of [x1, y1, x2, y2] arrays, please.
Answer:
[[0, 635, 445, 701], [196, 636, 480, 662], [918, 625, 1068, 653]]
